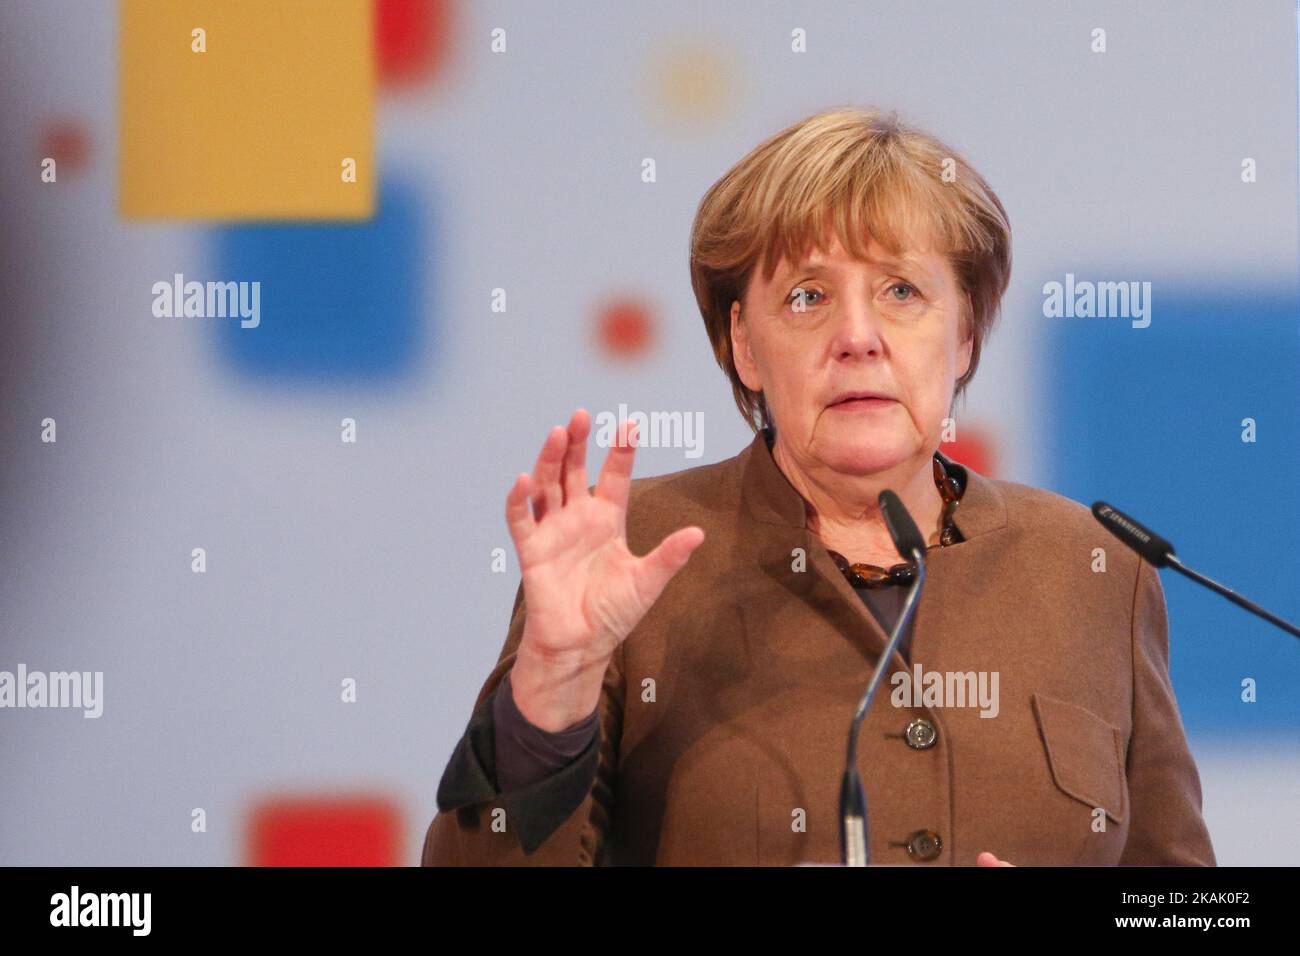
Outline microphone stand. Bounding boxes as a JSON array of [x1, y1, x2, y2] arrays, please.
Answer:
[[1164, 554, 1300, 639], [1093, 501, 1300, 641], [840, 548, 926, 867]]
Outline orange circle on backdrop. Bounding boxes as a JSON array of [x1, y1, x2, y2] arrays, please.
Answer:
[[38, 119, 91, 175], [598, 299, 654, 358]]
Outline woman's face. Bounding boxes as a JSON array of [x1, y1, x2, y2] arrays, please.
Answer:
[[730, 231, 973, 477]]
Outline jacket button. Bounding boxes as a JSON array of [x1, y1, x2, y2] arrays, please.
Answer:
[[905, 718, 937, 749], [906, 829, 943, 861]]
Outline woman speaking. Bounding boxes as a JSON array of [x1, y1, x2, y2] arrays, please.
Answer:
[[421, 107, 1215, 866]]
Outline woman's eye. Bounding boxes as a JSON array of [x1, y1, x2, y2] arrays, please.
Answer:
[[887, 282, 919, 302], [788, 287, 823, 310]]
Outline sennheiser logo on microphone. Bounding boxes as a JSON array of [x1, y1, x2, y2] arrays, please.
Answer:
[[1100, 506, 1153, 545]]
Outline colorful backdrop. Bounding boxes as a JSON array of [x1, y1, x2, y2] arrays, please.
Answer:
[[1, 0, 1297, 865]]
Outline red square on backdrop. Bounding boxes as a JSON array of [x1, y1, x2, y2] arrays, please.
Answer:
[[248, 796, 403, 867], [941, 428, 997, 478], [376, 0, 450, 89]]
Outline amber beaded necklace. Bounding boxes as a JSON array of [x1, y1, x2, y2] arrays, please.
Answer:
[[824, 454, 965, 589]]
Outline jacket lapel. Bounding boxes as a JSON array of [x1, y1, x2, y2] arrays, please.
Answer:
[[734, 428, 1008, 666]]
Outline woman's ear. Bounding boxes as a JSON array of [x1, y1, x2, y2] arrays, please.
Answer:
[[730, 300, 762, 392]]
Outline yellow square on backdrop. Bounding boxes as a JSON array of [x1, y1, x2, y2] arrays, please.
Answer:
[[119, 0, 374, 220]]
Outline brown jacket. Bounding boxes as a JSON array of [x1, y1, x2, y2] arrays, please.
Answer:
[[421, 429, 1216, 866]]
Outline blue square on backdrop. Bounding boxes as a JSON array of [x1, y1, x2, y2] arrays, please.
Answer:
[[211, 176, 427, 383], [1044, 281, 1300, 736]]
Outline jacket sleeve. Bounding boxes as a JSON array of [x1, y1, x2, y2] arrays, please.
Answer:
[[1118, 559, 1216, 865], [492, 667, 599, 792], [421, 582, 624, 866]]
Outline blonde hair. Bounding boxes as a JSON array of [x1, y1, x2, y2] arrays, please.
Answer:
[[689, 106, 1012, 432]]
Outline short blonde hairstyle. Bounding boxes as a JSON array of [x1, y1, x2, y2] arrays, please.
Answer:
[[689, 106, 1012, 432]]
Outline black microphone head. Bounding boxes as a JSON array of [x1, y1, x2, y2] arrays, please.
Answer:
[[1091, 501, 1175, 567], [879, 490, 926, 560]]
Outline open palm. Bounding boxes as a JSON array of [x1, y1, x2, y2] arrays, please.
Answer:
[[506, 409, 705, 668]]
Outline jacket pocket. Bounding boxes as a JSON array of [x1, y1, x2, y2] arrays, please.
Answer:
[[1031, 693, 1127, 825]]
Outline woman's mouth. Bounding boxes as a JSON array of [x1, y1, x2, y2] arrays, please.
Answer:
[[828, 395, 897, 412]]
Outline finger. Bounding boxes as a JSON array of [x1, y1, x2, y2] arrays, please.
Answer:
[[530, 425, 567, 522], [635, 526, 705, 601], [976, 852, 1013, 867], [505, 472, 537, 545], [594, 419, 639, 514], [561, 409, 591, 503]]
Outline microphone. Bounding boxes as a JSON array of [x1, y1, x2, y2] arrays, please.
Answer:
[[883, 489, 928, 561], [840, 490, 930, 867], [1092, 501, 1300, 640], [1091, 502, 1174, 567]]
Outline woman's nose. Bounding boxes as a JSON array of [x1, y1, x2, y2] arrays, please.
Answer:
[[829, 298, 884, 359]]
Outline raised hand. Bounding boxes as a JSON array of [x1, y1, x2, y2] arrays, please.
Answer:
[[504, 409, 705, 731]]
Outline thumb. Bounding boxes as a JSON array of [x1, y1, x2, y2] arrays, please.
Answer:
[[635, 526, 705, 601]]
